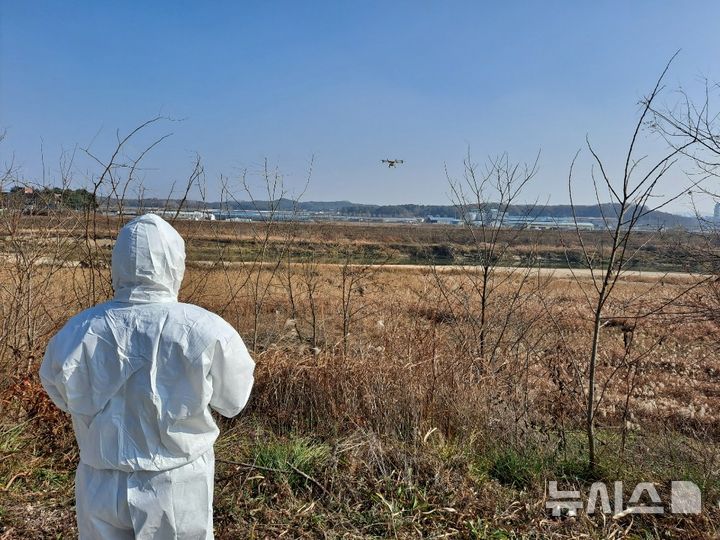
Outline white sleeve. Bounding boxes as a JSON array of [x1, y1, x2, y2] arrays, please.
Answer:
[[209, 331, 255, 418], [39, 339, 70, 413]]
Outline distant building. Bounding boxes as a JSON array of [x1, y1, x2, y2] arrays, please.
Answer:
[[424, 213, 595, 229], [149, 210, 216, 221], [496, 215, 595, 230], [714, 202, 720, 223], [425, 215, 462, 225]]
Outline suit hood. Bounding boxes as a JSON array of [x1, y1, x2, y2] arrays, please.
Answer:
[[112, 214, 185, 303]]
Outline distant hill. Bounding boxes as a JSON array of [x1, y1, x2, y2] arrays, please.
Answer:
[[330, 202, 697, 228], [101, 197, 700, 229], [105, 197, 355, 212]]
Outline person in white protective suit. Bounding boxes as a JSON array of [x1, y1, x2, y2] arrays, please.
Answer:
[[40, 214, 255, 539]]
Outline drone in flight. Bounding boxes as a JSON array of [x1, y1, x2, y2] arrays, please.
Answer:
[[381, 159, 404, 168]]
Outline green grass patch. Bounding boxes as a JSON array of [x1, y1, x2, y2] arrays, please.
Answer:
[[0, 421, 28, 453], [466, 519, 516, 539], [252, 436, 330, 489], [480, 448, 546, 490], [32, 467, 72, 490]]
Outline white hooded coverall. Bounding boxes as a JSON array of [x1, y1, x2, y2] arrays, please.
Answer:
[[40, 214, 255, 539]]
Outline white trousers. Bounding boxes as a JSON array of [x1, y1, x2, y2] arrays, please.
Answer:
[[75, 450, 215, 539]]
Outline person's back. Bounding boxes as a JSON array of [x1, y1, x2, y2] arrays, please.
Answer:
[[40, 214, 254, 539]]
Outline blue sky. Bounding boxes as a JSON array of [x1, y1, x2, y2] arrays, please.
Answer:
[[2, 1, 720, 210]]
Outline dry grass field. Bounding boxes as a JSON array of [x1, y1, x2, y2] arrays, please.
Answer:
[[1, 218, 719, 538]]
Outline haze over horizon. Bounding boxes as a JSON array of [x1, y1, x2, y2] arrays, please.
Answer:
[[2, 1, 720, 213]]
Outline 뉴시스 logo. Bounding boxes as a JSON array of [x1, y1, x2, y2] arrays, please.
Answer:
[[546, 480, 702, 517]]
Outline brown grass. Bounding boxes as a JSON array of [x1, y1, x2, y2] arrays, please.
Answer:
[[1, 220, 719, 538]]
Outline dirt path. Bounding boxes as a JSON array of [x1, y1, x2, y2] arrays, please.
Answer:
[[2, 250, 707, 283], [373, 264, 707, 281], [188, 260, 708, 283]]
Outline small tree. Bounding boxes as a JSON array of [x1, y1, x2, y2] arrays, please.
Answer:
[[441, 151, 544, 375], [567, 54, 714, 471]]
